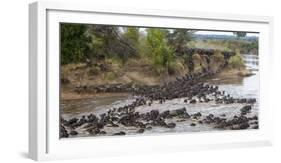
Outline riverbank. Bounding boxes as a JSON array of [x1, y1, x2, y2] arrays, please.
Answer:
[[61, 67, 250, 100], [61, 49, 248, 99]]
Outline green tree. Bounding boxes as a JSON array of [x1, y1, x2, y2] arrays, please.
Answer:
[[61, 24, 92, 65], [90, 25, 137, 63], [146, 29, 175, 74], [167, 29, 194, 71], [123, 27, 140, 58], [124, 27, 139, 44], [167, 29, 194, 56]]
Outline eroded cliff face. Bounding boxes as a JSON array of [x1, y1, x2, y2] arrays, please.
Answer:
[[61, 48, 244, 98], [190, 50, 228, 74]]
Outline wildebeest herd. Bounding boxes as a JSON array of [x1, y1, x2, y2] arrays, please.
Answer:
[[60, 68, 258, 138]]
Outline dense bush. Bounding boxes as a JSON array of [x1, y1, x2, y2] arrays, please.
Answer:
[[61, 24, 92, 65], [61, 24, 139, 65], [228, 52, 245, 69]]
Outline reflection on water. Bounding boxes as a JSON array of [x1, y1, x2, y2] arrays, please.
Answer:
[[61, 54, 259, 136]]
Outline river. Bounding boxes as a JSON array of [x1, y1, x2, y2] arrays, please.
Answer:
[[61, 54, 259, 137]]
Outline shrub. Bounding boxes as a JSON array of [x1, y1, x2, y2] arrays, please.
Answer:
[[228, 52, 245, 69]]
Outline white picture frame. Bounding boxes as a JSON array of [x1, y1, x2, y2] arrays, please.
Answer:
[[29, 1, 274, 161]]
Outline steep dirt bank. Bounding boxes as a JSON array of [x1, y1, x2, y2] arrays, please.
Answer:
[[61, 57, 187, 94], [61, 50, 247, 99]]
